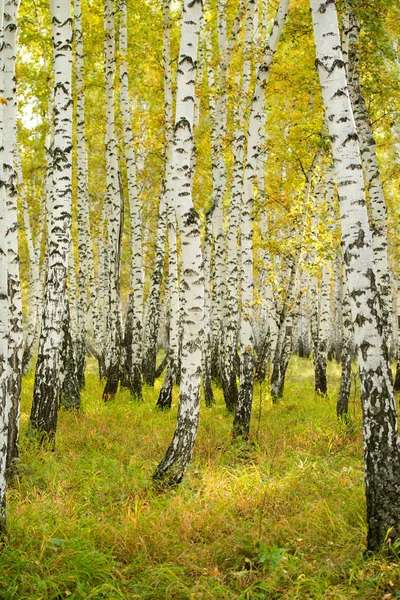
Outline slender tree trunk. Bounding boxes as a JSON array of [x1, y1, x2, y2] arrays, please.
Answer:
[[152, 0, 204, 486], [0, 0, 10, 532], [59, 300, 80, 410], [142, 192, 167, 386], [202, 209, 215, 407], [156, 0, 181, 410], [102, 0, 122, 400], [233, 0, 290, 438], [30, 0, 73, 442], [310, 0, 400, 552], [315, 262, 330, 394], [18, 154, 43, 375], [221, 1, 255, 412], [393, 291, 400, 392], [157, 207, 180, 410], [337, 277, 353, 418], [3, 0, 21, 474], [346, 8, 393, 347], [207, 0, 246, 384], [74, 0, 96, 390], [119, 0, 143, 399]]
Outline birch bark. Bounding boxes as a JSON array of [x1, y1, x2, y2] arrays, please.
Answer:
[[3, 0, 21, 472], [221, 0, 255, 412], [234, 0, 290, 438], [156, 0, 181, 409], [30, 0, 73, 441], [18, 154, 43, 375], [310, 0, 400, 551], [119, 0, 143, 398], [142, 193, 167, 386], [152, 0, 204, 486], [74, 0, 98, 390], [208, 0, 246, 383], [102, 0, 122, 400], [0, 0, 10, 532], [346, 8, 392, 347]]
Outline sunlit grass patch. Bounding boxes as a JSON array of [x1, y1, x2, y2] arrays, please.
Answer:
[[1, 357, 396, 599]]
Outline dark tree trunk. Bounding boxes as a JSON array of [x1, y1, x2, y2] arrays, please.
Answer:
[[394, 362, 400, 392], [155, 355, 168, 379], [75, 337, 86, 390], [59, 302, 81, 410], [102, 362, 120, 401], [336, 339, 352, 420], [232, 350, 254, 439], [156, 364, 173, 410], [203, 331, 215, 407], [221, 365, 238, 412], [314, 353, 327, 395]]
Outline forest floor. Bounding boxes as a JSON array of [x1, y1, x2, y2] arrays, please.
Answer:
[[1, 357, 400, 599]]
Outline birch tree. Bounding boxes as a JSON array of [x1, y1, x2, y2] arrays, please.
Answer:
[[102, 0, 123, 400], [4, 0, 21, 470], [119, 0, 143, 398], [0, 0, 10, 533], [310, 0, 400, 551], [18, 156, 43, 376], [345, 7, 393, 347], [29, 0, 73, 441], [233, 0, 290, 438], [220, 0, 255, 413], [152, 0, 204, 486], [74, 0, 97, 390]]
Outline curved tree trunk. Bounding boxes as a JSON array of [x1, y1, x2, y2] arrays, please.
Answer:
[[346, 8, 392, 348], [310, 0, 400, 552]]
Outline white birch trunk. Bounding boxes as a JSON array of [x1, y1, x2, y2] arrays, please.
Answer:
[[233, 0, 290, 437], [30, 0, 73, 441], [3, 0, 21, 472], [152, 0, 204, 486], [119, 0, 143, 398], [18, 153, 43, 375], [156, 0, 181, 409], [310, 0, 400, 551], [220, 0, 255, 410], [74, 0, 98, 389], [102, 0, 122, 400], [0, 0, 10, 532], [202, 209, 215, 407], [142, 192, 167, 386], [345, 8, 392, 347], [208, 0, 246, 382]]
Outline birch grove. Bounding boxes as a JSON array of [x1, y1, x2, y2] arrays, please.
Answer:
[[29, 0, 73, 441], [0, 0, 399, 556]]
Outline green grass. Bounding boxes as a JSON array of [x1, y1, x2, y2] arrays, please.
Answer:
[[1, 357, 399, 599]]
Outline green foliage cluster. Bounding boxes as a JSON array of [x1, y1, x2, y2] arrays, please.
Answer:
[[2, 359, 400, 599]]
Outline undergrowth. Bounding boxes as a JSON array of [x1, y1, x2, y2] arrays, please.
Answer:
[[1, 357, 399, 599]]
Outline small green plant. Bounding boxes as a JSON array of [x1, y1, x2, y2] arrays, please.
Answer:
[[256, 542, 288, 570]]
